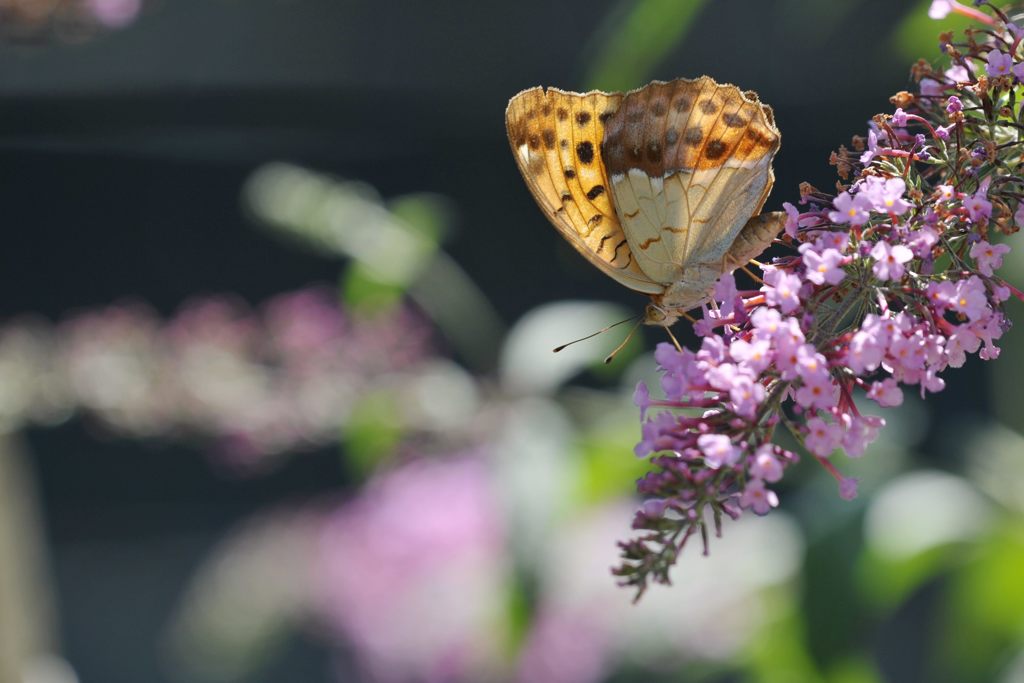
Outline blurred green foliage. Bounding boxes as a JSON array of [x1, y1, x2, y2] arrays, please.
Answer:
[[893, 0, 976, 62], [342, 390, 405, 475], [575, 412, 650, 506], [944, 523, 1024, 682], [342, 264, 405, 310], [584, 0, 709, 91], [746, 606, 828, 683]]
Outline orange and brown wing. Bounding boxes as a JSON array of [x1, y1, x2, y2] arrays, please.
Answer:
[[505, 86, 663, 294], [601, 77, 781, 284]]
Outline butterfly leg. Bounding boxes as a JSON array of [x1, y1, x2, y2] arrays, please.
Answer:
[[665, 325, 684, 352], [739, 263, 765, 284]]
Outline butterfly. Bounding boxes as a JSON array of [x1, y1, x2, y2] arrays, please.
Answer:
[[505, 76, 785, 327]]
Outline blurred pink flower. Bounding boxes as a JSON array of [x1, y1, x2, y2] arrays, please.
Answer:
[[316, 456, 510, 682], [86, 0, 141, 27], [1, 285, 432, 469], [515, 610, 608, 683], [0, 0, 144, 42]]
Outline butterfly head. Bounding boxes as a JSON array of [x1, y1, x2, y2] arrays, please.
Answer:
[[643, 271, 719, 326], [642, 303, 678, 327]]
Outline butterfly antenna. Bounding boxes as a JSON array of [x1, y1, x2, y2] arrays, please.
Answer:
[[603, 319, 643, 364], [553, 315, 640, 353]]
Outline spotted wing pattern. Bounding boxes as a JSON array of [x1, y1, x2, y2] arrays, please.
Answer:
[[506, 87, 663, 294], [601, 77, 781, 285]]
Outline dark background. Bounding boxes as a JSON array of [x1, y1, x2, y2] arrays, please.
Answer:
[[0, 1, 983, 681]]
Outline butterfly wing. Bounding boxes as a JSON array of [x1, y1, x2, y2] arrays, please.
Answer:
[[506, 87, 664, 295], [602, 77, 781, 284]]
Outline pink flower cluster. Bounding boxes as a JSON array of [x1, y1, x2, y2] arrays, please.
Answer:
[[0, 286, 431, 469], [617, 5, 1023, 597]]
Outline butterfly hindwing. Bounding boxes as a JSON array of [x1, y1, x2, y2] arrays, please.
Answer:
[[602, 77, 781, 285], [505, 87, 663, 295]]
